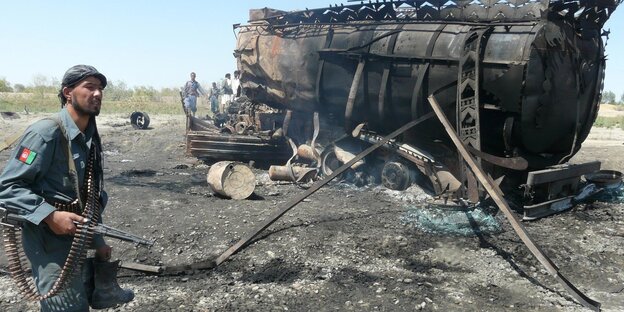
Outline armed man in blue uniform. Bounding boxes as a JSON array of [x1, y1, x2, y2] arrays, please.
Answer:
[[0, 65, 134, 311]]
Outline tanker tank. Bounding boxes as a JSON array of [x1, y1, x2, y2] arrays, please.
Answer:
[[232, 0, 620, 202]]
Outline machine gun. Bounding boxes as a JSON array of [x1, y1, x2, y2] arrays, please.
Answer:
[[0, 203, 154, 247]]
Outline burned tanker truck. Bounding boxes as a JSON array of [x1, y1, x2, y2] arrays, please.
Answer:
[[189, 0, 621, 218]]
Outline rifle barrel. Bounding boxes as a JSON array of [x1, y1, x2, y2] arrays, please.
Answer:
[[0, 209, 153, 247], [92, 224, 154, 246]]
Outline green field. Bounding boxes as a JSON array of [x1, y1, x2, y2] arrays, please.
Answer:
[[0, 93, 188, 115]]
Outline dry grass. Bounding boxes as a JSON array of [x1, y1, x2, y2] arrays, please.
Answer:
[[594, 116, 624, 130], [0, 93, 186, 115]]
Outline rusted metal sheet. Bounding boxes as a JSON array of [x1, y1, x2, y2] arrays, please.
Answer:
[[523, 161, 602, 219], [186, 132, 291, 163], [184, 98, 293, 164], [526, 161, 601, 186], [466, 145, 528, 171], [185, 113, 291, 164]]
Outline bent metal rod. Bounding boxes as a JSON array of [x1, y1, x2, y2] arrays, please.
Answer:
[[161, 97, 599, 311], [152, 112, 436, 275], [427, 95, 601, 312], [212, 112, 436, 267]]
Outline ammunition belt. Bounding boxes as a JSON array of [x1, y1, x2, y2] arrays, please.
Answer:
[[47, 198, 82, 214], [3, 145, 101, 301]]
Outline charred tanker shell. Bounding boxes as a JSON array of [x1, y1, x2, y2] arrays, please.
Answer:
[[217, 3, 622, 310], [235, 0, 620, 172]]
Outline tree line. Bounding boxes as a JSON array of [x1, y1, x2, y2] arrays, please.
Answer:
[[0, 76, 180, 102], [3, 76, 624, 105], [600, 91, 624, 105]]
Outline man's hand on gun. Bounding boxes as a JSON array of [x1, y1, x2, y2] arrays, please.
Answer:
[[43, 211, 87, 235]]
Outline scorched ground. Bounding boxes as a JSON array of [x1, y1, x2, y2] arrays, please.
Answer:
[[0, 113, 622, 312]]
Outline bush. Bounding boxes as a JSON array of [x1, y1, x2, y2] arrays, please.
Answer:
[[0, 78, 13, 92], [594, 116, 624, 130]]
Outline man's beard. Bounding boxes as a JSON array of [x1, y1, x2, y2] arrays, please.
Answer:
[[72, 99, 100, 117]]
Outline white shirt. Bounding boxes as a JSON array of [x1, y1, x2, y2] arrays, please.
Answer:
[[232, 78, 240, 97]]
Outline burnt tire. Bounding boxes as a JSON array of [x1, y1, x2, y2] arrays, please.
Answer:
[[130, 112, 150, 129], [381, 161, 412, 191]]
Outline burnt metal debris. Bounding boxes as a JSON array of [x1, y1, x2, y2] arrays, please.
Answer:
[[232, 0, 622, 215], [206, 161, 256, 199], [178, 1, 624, 311], [209, 95, 610, 310], [428, 94, 601, 310], [185, 97, 292, 165], [522, 160, 601, 219], [149, 2, 624, 310]]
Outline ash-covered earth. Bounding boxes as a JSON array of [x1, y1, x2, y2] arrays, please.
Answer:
[[0, 113, 622, 312]]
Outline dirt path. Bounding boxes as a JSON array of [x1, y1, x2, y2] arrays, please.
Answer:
[[0, 113, 622, 312]]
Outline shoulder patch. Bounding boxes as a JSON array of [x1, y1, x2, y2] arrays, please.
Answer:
[[16, 146, 37, 165]]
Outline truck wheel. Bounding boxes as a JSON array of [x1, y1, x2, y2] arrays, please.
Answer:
[[130, 112, 150, 129]]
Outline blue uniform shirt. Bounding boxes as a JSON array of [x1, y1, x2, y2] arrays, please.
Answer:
[[0, 108, 106, 247]]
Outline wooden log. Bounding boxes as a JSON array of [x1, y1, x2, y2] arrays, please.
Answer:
[[207, 161, 256, 200]]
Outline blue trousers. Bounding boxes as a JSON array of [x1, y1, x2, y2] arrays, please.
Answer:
[[184, 95, 198, 114], [210, 96, 218, 113], [22, 223, 90, 312]]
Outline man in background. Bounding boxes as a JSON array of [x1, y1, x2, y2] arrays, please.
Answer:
[[182, 72, 206, 116], [208, 82, 220, 116], [232, 70, 241, 100], [220, 73, 233, 113]]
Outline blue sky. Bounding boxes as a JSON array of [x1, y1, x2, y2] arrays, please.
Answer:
[[1, 1, 623, 97]]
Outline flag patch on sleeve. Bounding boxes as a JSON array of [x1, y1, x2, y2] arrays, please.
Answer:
[[16, 146, 37, 165]]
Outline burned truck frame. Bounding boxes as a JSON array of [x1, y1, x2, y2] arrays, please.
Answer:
[[179, 2, 624, 310], [224, 0, 621, 216]]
